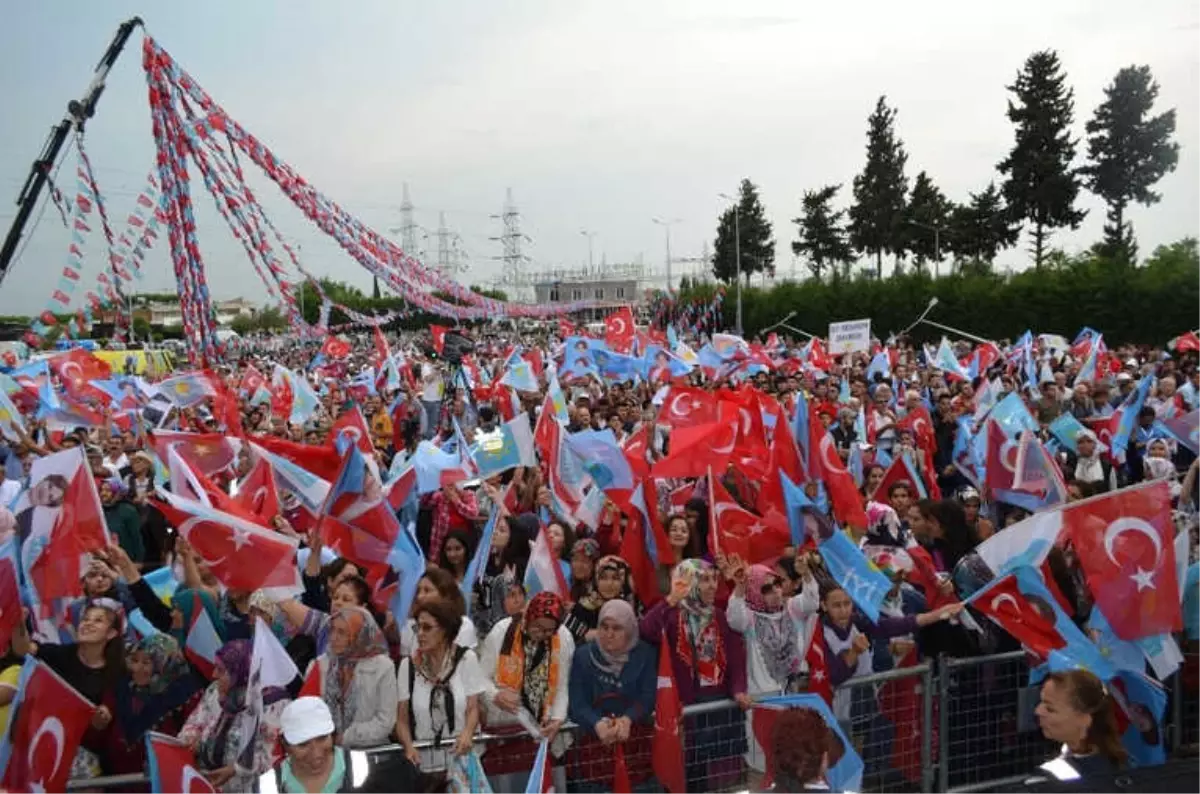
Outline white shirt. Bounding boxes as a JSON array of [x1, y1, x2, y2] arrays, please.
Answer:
[[421, 364, 443, 402], [726, 577, 820, 696], [103, 454, 129, 477], [397, 649, 486, 742], [479, 618, 574, 726]]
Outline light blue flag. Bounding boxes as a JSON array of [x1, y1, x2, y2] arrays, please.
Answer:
[[866, 350, 891, 382], [781, 472, 815, 546], [755, 694, 863, 792], [471, 413, 536, 478], [989, 392, 1039, 437], [847, 443, 864, 487], [461, 507, 499, 612], [1111, 375, 1154, 459], [500, 359, 539, 393], [546, 375, 569, 423], [818, 529, 891, 621], [412, 441, 465, 494], [563, 429, 635, 491], [1114, 670, 1168, 768], [387, 520, 425, 631], [1048, 413, 1095, 455]]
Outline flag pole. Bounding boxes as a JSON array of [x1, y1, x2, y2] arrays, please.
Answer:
[[900, 297, 939, 334], [780, 323, 819, 340], [916, 318, 993, 345]]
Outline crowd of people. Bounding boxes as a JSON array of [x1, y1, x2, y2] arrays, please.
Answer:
[[0, 319, 1196, 793]]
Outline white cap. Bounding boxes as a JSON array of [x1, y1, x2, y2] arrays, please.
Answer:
[[1116, 372, 1133, 382], [280, 696, 336, 745]]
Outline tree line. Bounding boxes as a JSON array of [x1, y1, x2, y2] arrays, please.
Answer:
[[710, 51, 1180, 283], [681, 238, 1198, 346]]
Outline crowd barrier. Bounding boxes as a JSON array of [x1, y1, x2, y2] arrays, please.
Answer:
[[66, 650, 1200, 793]]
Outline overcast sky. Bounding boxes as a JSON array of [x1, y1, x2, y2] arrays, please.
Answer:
[[0, 0, 1196, 315]]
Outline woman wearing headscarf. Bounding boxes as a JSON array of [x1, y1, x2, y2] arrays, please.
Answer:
[[105, 634, 205, 776], [568, 599, 657, 792], [640, 559, 748, 791], [479, 591, 575, 792], [1063, 429, 1117, 494], [727, 559, 820, 695], [568, 537, 601, 600], [563, 554, 635, 645], [178, 639, 291, 792], [310, 606, 399, 748], [100, 477, 144, 567]]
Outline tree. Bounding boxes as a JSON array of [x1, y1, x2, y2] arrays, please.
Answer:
[[132, 316, 152, 341], [849, 96, 909, 278], [1082, 65, 1179, 264], [997, 50, 1087, 269], [901, 171, 952, 273], [791, 184, 854, 281], [948, 182, 1020, 266], [712, 178, 774, 284]]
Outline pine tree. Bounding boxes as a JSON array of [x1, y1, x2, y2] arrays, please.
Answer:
[[997, 50, 1086, 269], [1082, 65, 1179, 265], [901, 171, 952, 273], [712, 179, 774, 284], [791, 185, 854, 281], [948, 182, 1020, 266], [849, 96, 909, 278]]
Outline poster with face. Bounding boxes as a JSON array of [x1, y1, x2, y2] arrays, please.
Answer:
[[14, 447, 110, 615]]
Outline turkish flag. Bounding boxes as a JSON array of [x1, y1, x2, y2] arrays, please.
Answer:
[[1, 659, 96, 794], [896, 406, 937, 455], [1173, 331, 1200, 353], [622, 424, 652, 480], [146, 731, 217, 793], [48, 348, 111, 400], [605, 306, 636, 352], [298, 661, 324, 700], [709, 476, 790, 564], [255, 435, 344, 483], [240, 364, 266, 395], [558, 318, 575, 338], [806, 338, 833, 371], [270, 374, 293, 419], [150, 431, 238, 478], [984, 419, 1019, 494], [808, 412, 869, 531], [0, 541, 21, 654], [429, 324, 448, 355], [660, 386, 718, 429], [1067, 480, 1180, 640], [235, 457, 281, 522], [878, 646, 934, 785], [154, 490, 302, 595], [320, 335, 351, 360], [329, 406, 375, 457], [30, 465, 110, 602], [651, 631, 686, 794], [651, 419, 737, 479], [972, 573, 1066, 659]]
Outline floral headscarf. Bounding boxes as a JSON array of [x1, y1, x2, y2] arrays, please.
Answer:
[[571, 538, 600, 561], [525, 591, 566, 629], [866, 502, 905, 547], [215, 639, 252, 713], [672, 559, 714, 620], [744, 564, 800, 684], [671, 559, 725, 687], [130, 634, 191, 697], [326, 606, 389, 735]]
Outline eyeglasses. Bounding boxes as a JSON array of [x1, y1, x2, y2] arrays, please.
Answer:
[[416, 621, 439, 633]]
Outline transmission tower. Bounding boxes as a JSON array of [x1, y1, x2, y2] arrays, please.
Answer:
[[436, 211, 453, 279], [399, 183, 419, 255], [491, 188, 530, 300]]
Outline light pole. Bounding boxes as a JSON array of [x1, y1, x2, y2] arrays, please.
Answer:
[[579, 230, 596, 274], [652, 217, 681, 292], [906, 220, 947, 278], [718, 193, 742, 336]]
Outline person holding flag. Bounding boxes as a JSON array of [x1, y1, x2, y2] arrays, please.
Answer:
[[640, 559, 749, 791], [176, 639, 291, 791]]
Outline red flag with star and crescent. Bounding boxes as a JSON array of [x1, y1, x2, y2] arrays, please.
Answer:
[[605, 305, 636, 353], [660, 385, 718, 430], [652, 630, 685, 794], [234, 456, 281, 523], [145, 731, 217, 793], [808, 411, 869, 531], [153, 490, 302, 595], [971, 573, 1066, 659], [0, 658, 96, 794], [1067, 480, 1180, 640], [429, 324, 449, 355], [47, 347, 111, 402], [708, 473, 790, 565], [28, 455, 111, 603]]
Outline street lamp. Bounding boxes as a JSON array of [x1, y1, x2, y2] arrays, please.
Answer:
[[718, 193, 742, 336], [651, 217, 681, 292], [579, 230, 597, 273], [906, 220, 948, 278]]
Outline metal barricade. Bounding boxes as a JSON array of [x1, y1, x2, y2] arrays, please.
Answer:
[[938, 651, 1056, 793], [833, 662, 935, 793]]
